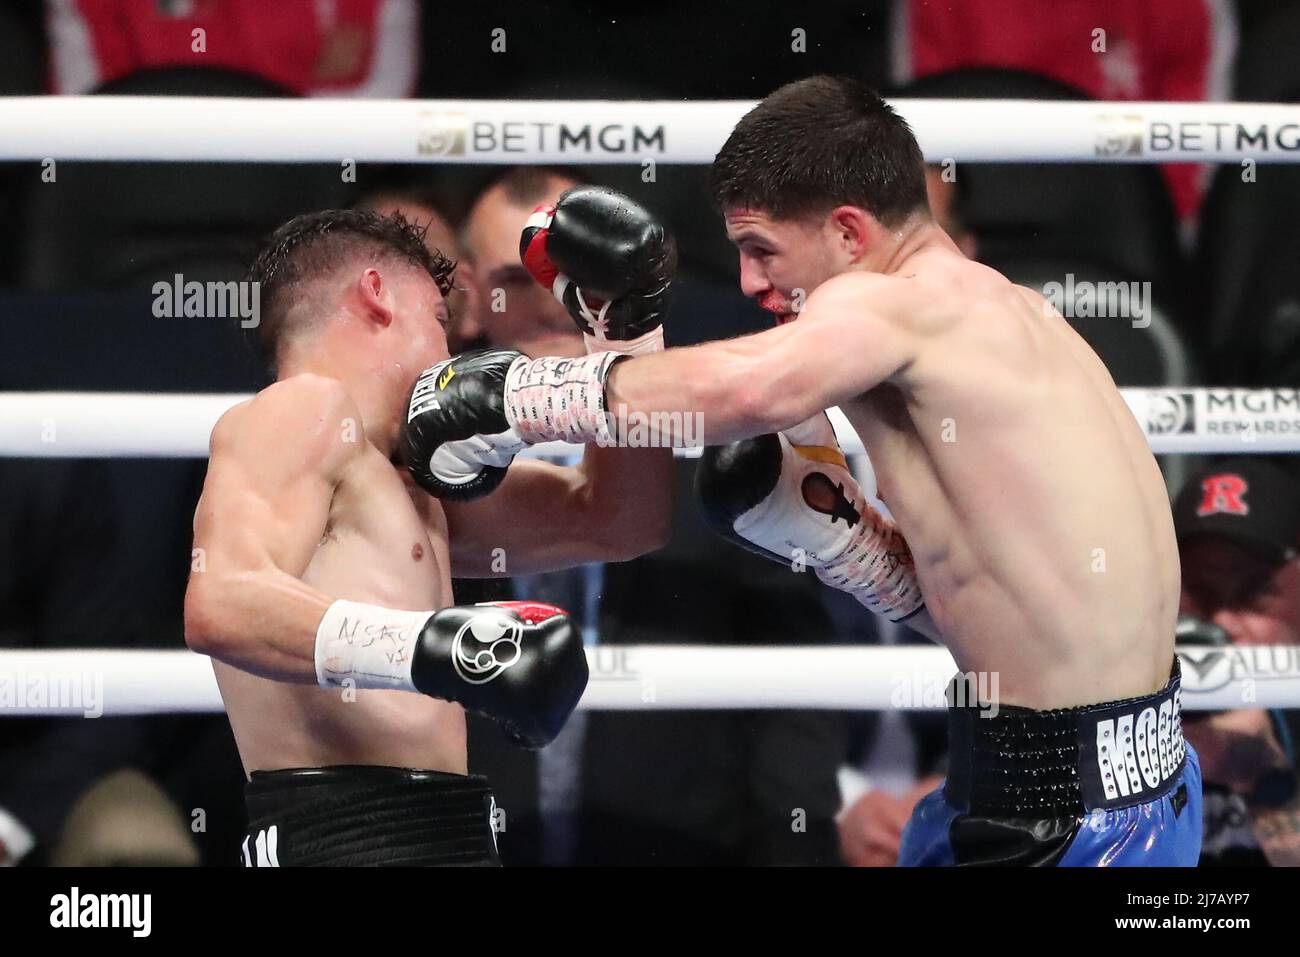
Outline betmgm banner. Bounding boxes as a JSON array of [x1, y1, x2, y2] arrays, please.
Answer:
[[1123, 388, 1300, 454]]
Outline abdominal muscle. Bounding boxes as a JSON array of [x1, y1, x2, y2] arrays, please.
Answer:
[[845, 275, 1179, 709]]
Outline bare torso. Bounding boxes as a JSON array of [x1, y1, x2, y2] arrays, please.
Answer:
[[847, 249, 1179, 708], [212, 441, 463, 775]]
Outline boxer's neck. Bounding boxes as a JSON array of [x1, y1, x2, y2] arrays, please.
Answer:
[[876, 216, 952, 275], [279, 341, 406, 457]]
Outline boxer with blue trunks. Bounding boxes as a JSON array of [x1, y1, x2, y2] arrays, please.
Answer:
[[398, 76, 1204, 866]]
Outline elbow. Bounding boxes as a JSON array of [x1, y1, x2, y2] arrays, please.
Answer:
[[183, 607, 214, 657], [183, 579, 234, 658], [613, 514, 673, 562], [598, 537, 661, 565], [728, 384, 774, 438], [593, 500, 672, 563], [647, 513, 674, 553]]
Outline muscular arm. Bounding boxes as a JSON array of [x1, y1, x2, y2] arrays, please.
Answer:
[[445, 444, 672, 577], [606, 273, 926, 445], [183, 375, 362, 682]]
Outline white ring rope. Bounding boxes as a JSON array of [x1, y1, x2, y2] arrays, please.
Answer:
[[0, 388, 1297, 457], [3, 97, 1296, 721], [0, 645, 1296, 715], [0, 96, 1298, 164]]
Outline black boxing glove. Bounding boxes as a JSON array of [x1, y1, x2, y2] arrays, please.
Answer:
[[696, 413, 925, 623], [403, 348, 529, 501], [405, 347, 628, 500], [315, 599, 587, 749], [520, 185, 675, 356]]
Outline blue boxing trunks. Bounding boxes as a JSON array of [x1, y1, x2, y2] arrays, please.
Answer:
[[899, 660, 1202, 866]]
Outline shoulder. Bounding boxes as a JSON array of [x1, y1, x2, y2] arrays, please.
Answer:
[[210, 375, 364, 477], [214, 375, 359, 439], [1010, 281, 1057, 317], [803, 270, 895, 309], [804, 267, 956, 335]]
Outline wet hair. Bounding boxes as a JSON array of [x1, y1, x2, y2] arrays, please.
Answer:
[[246, 208, 456, 373], [709, 75, 928, 226]]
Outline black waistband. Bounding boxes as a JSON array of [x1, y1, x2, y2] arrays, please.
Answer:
[[243, 765, 499, 866], [945, 661, 1186, 818]]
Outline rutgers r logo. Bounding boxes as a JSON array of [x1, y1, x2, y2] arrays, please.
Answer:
[[1197, 474, 1249, 517]]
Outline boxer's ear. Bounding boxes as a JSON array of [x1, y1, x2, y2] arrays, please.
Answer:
[[826, 205, 873, 262], [354, 266, 394, 328]]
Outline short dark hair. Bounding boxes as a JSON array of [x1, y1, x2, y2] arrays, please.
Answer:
[[709, 75, 928, 226], [246, 208, 456, 373]]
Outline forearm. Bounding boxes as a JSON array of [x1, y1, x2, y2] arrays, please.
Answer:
[[184, 568, 335, 683], [186, 571, 445, 694], [575, 441, 673, 556], [606, 335, 822, 446], [447, 442, 673, 577]]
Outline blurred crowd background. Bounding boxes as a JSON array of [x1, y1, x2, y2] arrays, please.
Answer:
[[1, 0, 1299, 867]]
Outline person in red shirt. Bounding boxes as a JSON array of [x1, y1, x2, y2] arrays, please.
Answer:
[[45, 0, 419, 97], [897, 0, 1237, 224]]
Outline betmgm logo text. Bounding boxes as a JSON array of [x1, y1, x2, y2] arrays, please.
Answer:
[[1041, 273, 1153, 329], [417, 111, 666, 158], [1097, 113, 1300, 159]]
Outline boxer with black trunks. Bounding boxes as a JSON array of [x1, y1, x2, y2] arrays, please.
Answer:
[[183, 206, 673, 866], [406, 76, 1202, 866]]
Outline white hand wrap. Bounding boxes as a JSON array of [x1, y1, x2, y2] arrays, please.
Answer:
[[503, 351, 623, 445], [314, 600, 431, 691]]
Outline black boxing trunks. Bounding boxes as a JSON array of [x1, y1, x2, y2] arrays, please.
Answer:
[[899, 660, 1202, 866], [241, 766, 501, 867]]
